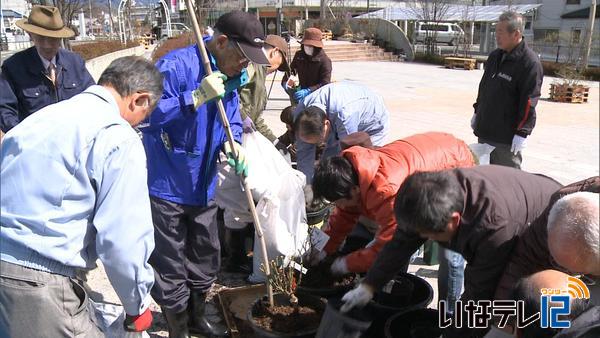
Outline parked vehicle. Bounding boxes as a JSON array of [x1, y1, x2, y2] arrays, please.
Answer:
[[153, 23, 190, 39], [412, 22, 464, 46]]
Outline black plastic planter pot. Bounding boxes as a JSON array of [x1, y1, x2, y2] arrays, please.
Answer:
[[306, 204, 333, 226], [365, 273, 434, 337], [247, 293, 326, 338], [296, 273, 358, 299], [384, 308, 441, 338], [315, 298, 373, 338]]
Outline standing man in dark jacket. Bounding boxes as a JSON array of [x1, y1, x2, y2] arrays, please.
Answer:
[[0, 5, 95, 133], [287, 28, 332, 103], [340, 166, 561, 337], [471, 11, 543, 169]]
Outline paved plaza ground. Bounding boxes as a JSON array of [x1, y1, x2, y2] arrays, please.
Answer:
[[88, 60, 599, 337], [263, 60, 599, 185]]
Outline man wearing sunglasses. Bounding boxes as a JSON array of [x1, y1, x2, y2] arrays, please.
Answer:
[[140, 10, 270, 338]]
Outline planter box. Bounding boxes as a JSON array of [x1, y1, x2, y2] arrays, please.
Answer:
[[218, 284, 267, 338], [549, 83, 590, 103]]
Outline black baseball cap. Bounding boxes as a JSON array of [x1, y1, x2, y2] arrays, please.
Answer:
[[215, 10, 270, 66]]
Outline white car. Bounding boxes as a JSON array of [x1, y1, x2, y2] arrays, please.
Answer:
[[413, 22, 465, 46], [159, 23, 190, 39]]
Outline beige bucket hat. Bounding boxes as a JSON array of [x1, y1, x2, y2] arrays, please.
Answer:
[[16, 5, 74, 39]]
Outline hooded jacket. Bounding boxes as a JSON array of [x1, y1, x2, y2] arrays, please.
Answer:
[[323, 132, 475, 272]]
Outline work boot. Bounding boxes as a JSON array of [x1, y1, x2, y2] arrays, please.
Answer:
[[188, 291, 229, 337], [224, 227, 252, 274], [161, 306, 191, 338]]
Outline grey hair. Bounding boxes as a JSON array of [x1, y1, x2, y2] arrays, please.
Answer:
[[98, 56, 163, 108], [498, 11, 525, 34], [548, 192, 600, 269]]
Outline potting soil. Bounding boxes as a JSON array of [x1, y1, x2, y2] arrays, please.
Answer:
[[253, 304, 323, 333], [300, 258, 356, 288]]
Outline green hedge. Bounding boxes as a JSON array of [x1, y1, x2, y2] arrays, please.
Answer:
[[72, 41, 140, 61], [413, 52, 446, 65]]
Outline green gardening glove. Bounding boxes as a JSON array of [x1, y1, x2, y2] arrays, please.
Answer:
[[224, 141, 248, 177], [192, 72, 227, 109]]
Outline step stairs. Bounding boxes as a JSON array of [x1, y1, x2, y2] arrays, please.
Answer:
[[287, 41, 399, 62]]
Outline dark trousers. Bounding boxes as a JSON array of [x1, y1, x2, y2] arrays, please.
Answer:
[[149, 197, 220, 312], [490, 146, 522, 169], [479, 138, 522, 169]]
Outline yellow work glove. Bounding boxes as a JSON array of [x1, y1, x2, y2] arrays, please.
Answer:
[[192, 72, 227, 109], [224, 141, 248, 177]]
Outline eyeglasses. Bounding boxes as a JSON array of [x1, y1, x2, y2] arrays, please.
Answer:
[[228, 40, 248, 65]]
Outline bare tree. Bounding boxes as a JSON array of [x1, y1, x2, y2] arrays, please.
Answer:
[[50, 0, 85, 48], [457, 2, 475, 57], [52, 0, 86, 32], [194, 0, 218, 28], [407, 0, 451, 55]]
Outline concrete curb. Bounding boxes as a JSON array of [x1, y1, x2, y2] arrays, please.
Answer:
[[85, 44, 155, 82]]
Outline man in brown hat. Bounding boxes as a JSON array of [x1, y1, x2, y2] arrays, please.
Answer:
[[287, 27, 332, 103], [0, 5, 95, 133]]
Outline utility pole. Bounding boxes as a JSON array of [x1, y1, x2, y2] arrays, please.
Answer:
[[108, 0, 114, 37], [89, 0, 93, 36], [276, 0, 282, 35], [320, 0, 326, 19], [581, 0, 596, 70]]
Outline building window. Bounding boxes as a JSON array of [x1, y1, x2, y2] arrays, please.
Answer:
[[566, 0, 581, 5], [572, 29, 582, 44], [534, 29, 560, 43]]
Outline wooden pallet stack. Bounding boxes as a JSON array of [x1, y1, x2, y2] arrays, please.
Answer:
[[444, 57, 476, 70], [549, 83, 590, 103]]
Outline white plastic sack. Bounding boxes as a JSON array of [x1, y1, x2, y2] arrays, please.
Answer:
[[215, 132, 309, 282], [469, 143, 496, 165], [89, 300, 149, 338]]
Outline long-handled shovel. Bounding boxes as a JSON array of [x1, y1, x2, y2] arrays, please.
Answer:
[[183, 0, 274, 306]]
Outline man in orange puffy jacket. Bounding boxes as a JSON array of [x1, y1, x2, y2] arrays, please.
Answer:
[[312, 132, 475, 273]]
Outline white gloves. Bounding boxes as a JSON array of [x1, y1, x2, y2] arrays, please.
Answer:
[[510, 135, 527, 154], [192, 72, 227, 109], [303, 184, 314, 206], [470, 114, 476, 130], [330, 257, 349, 275], [340, 283, 374, 313]]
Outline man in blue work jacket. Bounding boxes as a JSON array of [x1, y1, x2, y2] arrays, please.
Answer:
[[0, 5, 95, 133], [293, 81, 390, 185], [141, 11, 270, 338]]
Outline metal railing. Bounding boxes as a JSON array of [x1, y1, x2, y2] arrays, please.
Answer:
[[529, 42, 600, 67], [1, 35, 32, 51]]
